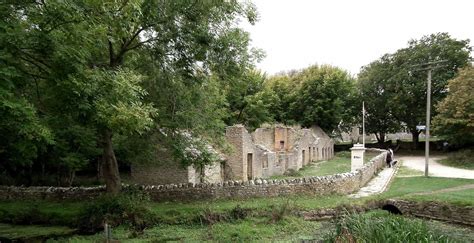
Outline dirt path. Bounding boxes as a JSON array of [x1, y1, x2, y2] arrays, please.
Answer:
[[398, 155, 474, 179]]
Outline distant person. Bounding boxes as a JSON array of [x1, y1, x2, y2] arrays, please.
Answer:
[[386, 149, 398, 168], [442, 141, 449, 152]]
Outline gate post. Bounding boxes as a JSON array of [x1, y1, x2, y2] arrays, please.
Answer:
[[351, 143, 366, 171]]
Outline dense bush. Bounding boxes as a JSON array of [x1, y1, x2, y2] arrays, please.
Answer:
[[77, 190, 156, 233]]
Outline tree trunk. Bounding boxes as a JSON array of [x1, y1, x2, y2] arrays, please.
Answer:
[[376, 132, 386, 144], [97, 158, 103, 181], [411, 130, 420, 150], [101, 129, 121, 194]]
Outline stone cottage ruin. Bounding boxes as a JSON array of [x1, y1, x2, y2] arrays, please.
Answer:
[[131, 124, 334, 185]]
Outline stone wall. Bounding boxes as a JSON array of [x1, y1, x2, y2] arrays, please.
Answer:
[[252, 127, 274, 151], [225, 125, 245, 181], [0, 186, 105, 201], [0, 151, 388, 202], [132, 161, 190, 185]]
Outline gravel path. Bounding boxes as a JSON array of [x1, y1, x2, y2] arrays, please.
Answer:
[[398, 155, 474, 179]]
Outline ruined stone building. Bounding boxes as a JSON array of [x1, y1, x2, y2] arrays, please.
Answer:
[[131, 124, 334, 185]]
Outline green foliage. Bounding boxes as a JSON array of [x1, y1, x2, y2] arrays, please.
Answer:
[[225, 70, 275, 130], [360, 33, 471, 145], [392, 33, 471, 125], [78, 190, 155, 232], [293, 65, 358, 132], [433, 67, 474, 146], [74, 68, 156, 134], [358, 54, 401, 142], [0, 0, 261, 188], [266, 65, 357, 132], [323, 210, 458, 242], [0, 91, 52, 168]]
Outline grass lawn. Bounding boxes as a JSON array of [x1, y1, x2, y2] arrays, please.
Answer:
[[51, 216, 327, 242], [396, 165, 424, 177], [270, 151, 380, 180], [374, 175, 474, 205], [402, 188, 474, 206]]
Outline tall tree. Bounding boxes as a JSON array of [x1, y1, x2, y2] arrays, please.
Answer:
[[225, 70, 275, 130], [293, 65, 357, 132], [266, 65, 357, 133], [358, 54, 401, 143], [1, 0, 260, 192], [433, 66, 474, 146], [389, 33, 471, 148]]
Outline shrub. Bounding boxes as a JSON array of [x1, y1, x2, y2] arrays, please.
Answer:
[[439, 149, 474, 169], [77, 190, 156, 233], [269, 200, 294, 223], [230, 205, 250, 220]]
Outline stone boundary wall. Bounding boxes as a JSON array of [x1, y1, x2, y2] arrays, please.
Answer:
[[0, 150, 388, 202]]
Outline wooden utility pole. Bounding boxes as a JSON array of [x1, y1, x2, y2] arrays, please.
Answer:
[[425, 69, 431, 177], [362, 101, 365, 148], [410, 60, 448, 177]]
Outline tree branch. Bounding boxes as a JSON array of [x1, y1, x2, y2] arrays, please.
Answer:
[[108, 40, 115, 66], [18, 56, 50, 76]]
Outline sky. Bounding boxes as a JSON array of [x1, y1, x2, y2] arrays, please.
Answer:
[[241, 0, 474, 76]]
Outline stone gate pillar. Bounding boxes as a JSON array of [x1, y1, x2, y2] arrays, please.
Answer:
[[351, 143, 366, 171]]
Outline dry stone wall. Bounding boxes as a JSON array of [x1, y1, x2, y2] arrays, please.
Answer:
[[132, 161, 190, 185], [0, 151, 388, 202]]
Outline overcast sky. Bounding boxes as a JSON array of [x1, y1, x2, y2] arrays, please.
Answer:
[[241, 0, 474, 76]]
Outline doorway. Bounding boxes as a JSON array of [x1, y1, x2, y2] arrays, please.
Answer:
[[302, 150, 306, 165], [247, 153, 253, 180]]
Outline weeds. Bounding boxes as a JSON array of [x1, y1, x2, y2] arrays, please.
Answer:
[[269, 199, 294, 223], [323, 210, 459, 242]]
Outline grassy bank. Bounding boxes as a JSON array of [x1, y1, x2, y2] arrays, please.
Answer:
[[323, 210, 473, 242], [50, 216, 327, 242], [1, 176, 472, 228], [1, 177, 472, 230], [1, 162, 473, 241], [438, 149, 474, 170]]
